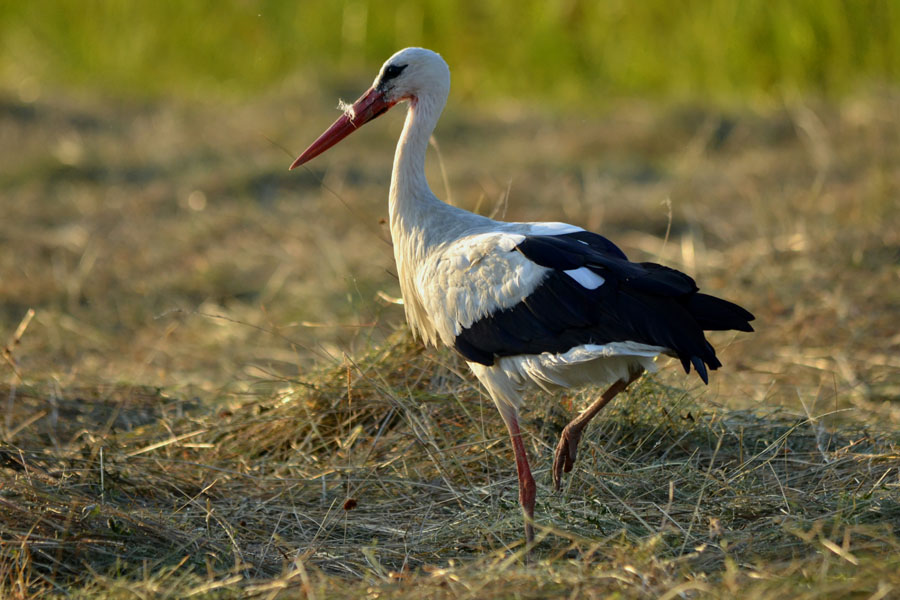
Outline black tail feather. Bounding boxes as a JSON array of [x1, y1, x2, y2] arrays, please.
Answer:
[[691, 356, 709, 384], [687, 293, 755, 332]]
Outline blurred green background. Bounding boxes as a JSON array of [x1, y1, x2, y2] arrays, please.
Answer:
[[2, 0, 898, 104]]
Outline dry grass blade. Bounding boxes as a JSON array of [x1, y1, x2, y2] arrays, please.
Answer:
[[2, 309, 35, 384]]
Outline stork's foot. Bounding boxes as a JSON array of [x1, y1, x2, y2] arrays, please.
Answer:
[[552, 423, 584, 491], [551, 371, 643, 491]]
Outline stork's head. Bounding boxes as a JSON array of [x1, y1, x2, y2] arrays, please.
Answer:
[[290, 48, 450, 170]]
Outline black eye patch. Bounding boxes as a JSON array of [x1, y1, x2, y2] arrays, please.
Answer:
[[381, 63, 407, 82]]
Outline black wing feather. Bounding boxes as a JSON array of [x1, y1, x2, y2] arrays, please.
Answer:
[[453, 231, 754, 384]]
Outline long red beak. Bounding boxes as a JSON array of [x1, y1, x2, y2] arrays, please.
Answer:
[[289, 86, 396, 170]]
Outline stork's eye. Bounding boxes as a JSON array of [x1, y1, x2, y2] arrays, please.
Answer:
[[382, 64, 407, 81]]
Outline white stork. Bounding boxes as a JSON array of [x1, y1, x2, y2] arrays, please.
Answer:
[[290, 48, 754, 545]]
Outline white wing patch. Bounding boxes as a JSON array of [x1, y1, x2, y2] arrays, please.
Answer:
[[564, 267, 605, 289], [416, 231, 548, 343]]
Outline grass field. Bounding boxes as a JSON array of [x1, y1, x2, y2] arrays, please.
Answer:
[[2, 2, 900, 598]]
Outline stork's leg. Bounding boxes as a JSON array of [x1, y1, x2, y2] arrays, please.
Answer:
[[553, 368, 644, 491], [504, 414, 536, 545]]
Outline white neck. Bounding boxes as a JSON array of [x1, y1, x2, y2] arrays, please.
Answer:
[[388, 93, 444, 231]]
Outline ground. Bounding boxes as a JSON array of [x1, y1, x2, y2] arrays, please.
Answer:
[[1, 87, 898, 598]]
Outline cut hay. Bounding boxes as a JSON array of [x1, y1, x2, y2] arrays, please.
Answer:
[[2, 332, 898, 598]]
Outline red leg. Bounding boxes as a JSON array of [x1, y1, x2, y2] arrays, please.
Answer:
[[505, 414, 536, 545], [553, 369, 643, 491]]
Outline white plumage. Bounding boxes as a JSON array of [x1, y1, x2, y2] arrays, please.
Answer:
[[291, 47, 754, 546]]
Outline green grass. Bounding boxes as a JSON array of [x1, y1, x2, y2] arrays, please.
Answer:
[[1, 1, 898, 103]]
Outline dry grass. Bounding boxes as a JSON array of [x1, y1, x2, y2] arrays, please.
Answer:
[[2, 338, 899, 598], [1, 87, 899, 597], [2, 335, 900, 598]]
